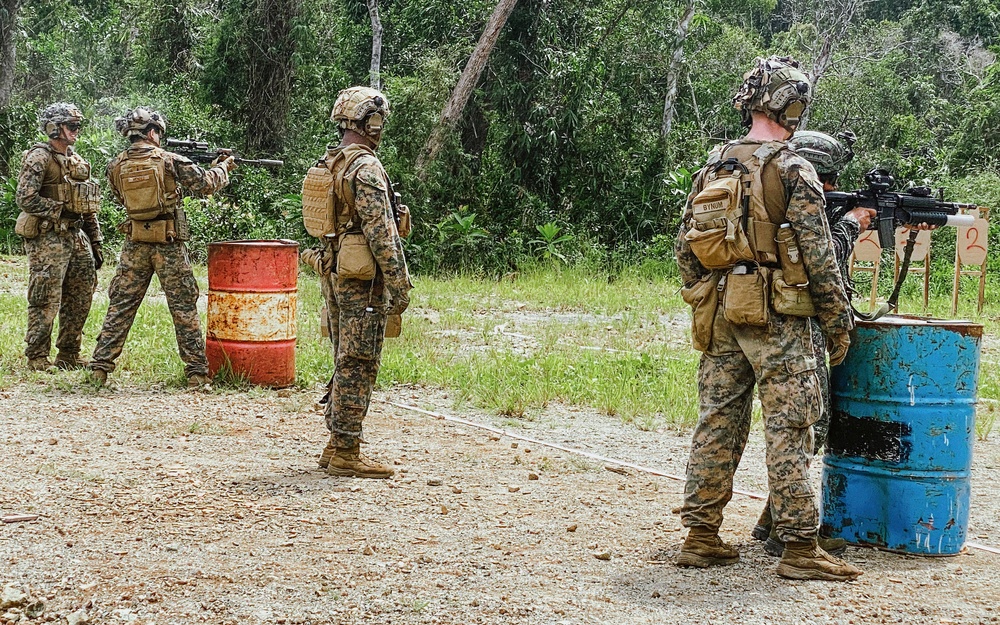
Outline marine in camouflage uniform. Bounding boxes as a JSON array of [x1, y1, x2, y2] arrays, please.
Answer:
[[676, 57, 862, 581], [752, 130, 877, 554], [89, 107, 235, 387], [16, 103, 102, 371], [311, 86, 411, 479]]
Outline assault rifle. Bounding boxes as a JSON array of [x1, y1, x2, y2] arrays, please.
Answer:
[[165, 138, 284, 169], [825, 169, 976, 248]]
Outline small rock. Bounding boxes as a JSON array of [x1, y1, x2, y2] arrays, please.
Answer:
[[451, 486, 462, 494], [426, 478, 443, 486], [508, 485, 520, 493], [511, 442, 518, 449], [528, 473, 539, 481], [440, 505, 448, 515], [165, 544, 180, 552], [651, 590, 661, 598], [363, 546, 374, 556], [66, 608, 90, 625], [594, 552, 612, 561], [48, 438, 58, 445], [277, 389, 292, 398], [0, 584, 27, 609], [566, 524, 578, 533]]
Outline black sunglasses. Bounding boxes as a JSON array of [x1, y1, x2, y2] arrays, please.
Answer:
[[65, 122, 82, 131]]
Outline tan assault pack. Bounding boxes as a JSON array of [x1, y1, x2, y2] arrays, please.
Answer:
[[685, 141, 786, 270], [111, 148, 178, 221]]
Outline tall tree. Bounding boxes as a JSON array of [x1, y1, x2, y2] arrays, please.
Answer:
[[661, 0, 696, 138], [367, 0, 383, 90], [0, 0, 21, 115], [416, 0, 519, 178]]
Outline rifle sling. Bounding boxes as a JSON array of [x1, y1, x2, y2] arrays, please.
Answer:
[[853, 228, 918, 322]]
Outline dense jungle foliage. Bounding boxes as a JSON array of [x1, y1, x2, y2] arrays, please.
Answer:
[[1, 0, 999, 290]]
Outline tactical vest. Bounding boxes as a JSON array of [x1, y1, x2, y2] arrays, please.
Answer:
[[28, 143, 100, 216], [301, 144, 385, 242], [685, 141, 787, 270], [110, 146, 179, 221]]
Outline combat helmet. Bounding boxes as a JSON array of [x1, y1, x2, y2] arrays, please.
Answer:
[[790, 130, 856, 176], [114, 107, 167, 140], [38, 103, 84, 139], [330, 86, 390, 146], [733, 56, 813, 132]]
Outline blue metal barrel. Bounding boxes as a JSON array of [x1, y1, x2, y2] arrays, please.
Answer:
[[820, 315, 982, 555]]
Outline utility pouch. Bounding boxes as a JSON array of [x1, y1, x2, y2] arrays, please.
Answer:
[[174, 206, 191, 242], [723, 265, 770, 327], [385, 313, 402, 338], [68, 179, 101, 215], [130, 219, 175, 243], [680, 273, 721, 352], [771, 269, 816, 317], [396, 203, 412, 239], [302, 165, 336, 237], [14, 212, 42, 239], [775, 223, 809, 285], [336, 232, 377, 280], [686, 173, 755, 269]]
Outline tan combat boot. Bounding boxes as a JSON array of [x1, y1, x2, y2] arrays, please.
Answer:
[[188, 374, 213, 390], [89, 369, 108, 387], [317, 438, 336, 469], [326, 444, 394, 479], [676, 527, 740, 568], [764, 525, 846, 557], [776, 540, 863, 581], [28, 357, 54, 372], [55, 353, 88, 370]]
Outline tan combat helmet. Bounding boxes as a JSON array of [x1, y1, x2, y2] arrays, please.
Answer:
[[114, 107, 167, 139], [38, 102, 84, 139], [330, 86, 390, 146], [733, 56, 813, 132]]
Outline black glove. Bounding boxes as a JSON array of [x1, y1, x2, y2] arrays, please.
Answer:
[[388, 290, 410, 316], [92, 244, 104, 271]]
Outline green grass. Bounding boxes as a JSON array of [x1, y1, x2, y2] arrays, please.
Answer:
[[1, 256, 998, 435]]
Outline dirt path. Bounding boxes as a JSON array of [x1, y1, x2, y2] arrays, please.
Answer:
[[1, 383, 998, 625]]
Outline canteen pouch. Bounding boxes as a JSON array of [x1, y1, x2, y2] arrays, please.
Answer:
[[336, 232, 377, 280], [173, 206, 191, 242], [775, 223, 809, 285], [771, 270, 816, 317], [15, 211, 41, 239], [680, 272, 721, 352], [722, 266, 770, 327], [129, 219, 175, 243], [385, 313, 402, 338], [396, 203, 412, 238]]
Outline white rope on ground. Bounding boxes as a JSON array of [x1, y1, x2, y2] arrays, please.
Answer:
[[380, 398, 1000, 556], [378, 399, 764, 500]]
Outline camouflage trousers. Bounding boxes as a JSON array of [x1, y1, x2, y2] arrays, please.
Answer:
[[91, 240, 208, 377], [322, 271, 388, 448], [810, 317, 832, 453], [681, 311, 822, 543], [23, 228, 97, 362]]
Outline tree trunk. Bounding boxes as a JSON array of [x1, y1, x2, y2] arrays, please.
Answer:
[[417, 0, 519, 178], [0, 0, 21, 114], [660, 0, 695, 138], [367, 0, 383, 91], [242, 0, 300, 154]]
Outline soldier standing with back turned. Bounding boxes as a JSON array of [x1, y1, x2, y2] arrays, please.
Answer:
[[304, 87, 412, 479], [89, 107, 236, 388], [675, 57, 862, 581], [15, 103, 103, 371]]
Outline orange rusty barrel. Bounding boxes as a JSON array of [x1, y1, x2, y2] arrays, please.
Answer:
[[206, 240, 298, 387]]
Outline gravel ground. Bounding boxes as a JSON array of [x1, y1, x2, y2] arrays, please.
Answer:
[[1, 382, 998, 625]]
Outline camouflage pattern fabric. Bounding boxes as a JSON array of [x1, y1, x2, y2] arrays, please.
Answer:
[[91, 140, 230, 377], [322, 150, 411, 447], [23, 229, 96, 362], [17, 144, 99, 362], [91, 240, 208, 376], [676, 142, 852, 544]]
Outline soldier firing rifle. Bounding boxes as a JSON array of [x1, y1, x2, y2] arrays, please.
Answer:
[[165, 138, 284, 169]]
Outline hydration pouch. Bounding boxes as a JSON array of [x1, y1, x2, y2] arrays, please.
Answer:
[[14, 211, 42, 239], [722, 266, 771, 327], [686, 171, 755, 270], [336, 232, 377, 280], [68, 179, 101, 215], [302, 165, 336, 237], [396, 202, 412, 239], [771, 270, 816, 318], [680, 273, 721, 352]]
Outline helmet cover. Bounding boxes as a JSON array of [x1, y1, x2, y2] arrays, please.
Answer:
[[114, 107, 167, 139], [733, 56, 813, 131], [330, 86, 390, 145], [790, 130, 855, 175], [38, 102, 85, 139]]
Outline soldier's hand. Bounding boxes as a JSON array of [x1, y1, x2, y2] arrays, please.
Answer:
[[388, 290, 410, 316], [92, 244, 104, 270], [827, 332, 851, 367], [846, 207, 877, 231], [212, 154, 237, 173]]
